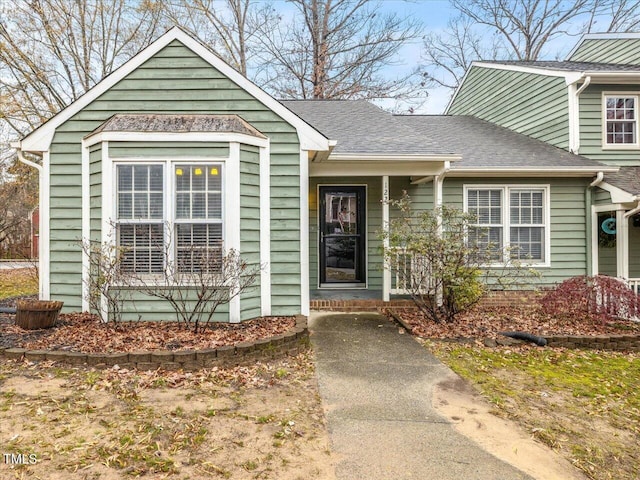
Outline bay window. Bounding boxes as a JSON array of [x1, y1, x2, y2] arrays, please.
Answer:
[[466, 186, 548, 264], [116, 162, 223, 274]]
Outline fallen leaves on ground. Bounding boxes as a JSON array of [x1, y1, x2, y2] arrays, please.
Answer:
[[0, 313, 296, 352], [387, 305, 640, 339]]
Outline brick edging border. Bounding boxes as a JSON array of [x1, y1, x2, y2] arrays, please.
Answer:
[[388, 310, 640, 352], [0, 315, 309, 370]]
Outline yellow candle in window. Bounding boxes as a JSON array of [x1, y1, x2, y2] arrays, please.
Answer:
[[194, 167, 203, 175], [210, 167, 219, 176], [176, 168, 183, 176]]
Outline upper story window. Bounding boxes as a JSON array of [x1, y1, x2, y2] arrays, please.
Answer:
[[116, 162, 224, 274], [604, 95, 638, 147], [465, 186, 549, 265]]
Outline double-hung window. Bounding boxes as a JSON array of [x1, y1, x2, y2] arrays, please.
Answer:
[[175, 164, 223, 272], [117, 164, 165, 273], [115, 162, 223, 274], [466, 186, 548, 264], [604, 95, 638, 147]]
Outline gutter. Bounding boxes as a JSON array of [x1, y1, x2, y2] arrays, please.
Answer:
[[15, 145, 43, 174], [623, 199, 640, 219], [589, 171, 604, 188]]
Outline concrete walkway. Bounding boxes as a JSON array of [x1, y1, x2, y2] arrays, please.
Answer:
[[309, 312, 534, 480]]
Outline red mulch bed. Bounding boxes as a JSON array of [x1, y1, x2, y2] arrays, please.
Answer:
[[386, 305, 640, 339], [0, 312, 296, 353]]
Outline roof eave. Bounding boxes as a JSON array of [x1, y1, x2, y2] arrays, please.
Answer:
[[324, 153, 460, 162], [447, 166, 619, 177]]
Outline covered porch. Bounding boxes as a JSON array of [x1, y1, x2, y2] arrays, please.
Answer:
[[592, 168, 640, 292], [307, 159, 455, 303]]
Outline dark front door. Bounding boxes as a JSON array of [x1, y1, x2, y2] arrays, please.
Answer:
[[319, 186, 366, 286]]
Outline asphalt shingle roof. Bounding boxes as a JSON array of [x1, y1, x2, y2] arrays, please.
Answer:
[[604, 166, 640, 195], [395, 115, 607, 170], [281, 100, 454, 156], [283, 99, 607, 170]]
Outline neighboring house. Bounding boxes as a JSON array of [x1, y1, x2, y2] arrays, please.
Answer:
[[447, 33, 640, 290], [11, 28, 622, 321]]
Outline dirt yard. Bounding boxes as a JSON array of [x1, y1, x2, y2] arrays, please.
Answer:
[[0, 354, 336, 479]]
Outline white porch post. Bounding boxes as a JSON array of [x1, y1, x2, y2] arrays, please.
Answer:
[[300, 148, 310, 316], [434, 174, 444, 306], [616, 209, 628, 279], [259, 143, 272, 316], [227, 142, 242, 322], [591, 206, 599, 276], [81, 141, 90, 312], [382, 175, 390, 302]]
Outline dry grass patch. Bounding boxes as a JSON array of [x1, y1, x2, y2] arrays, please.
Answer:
[[0, 354, 335, 479], [0, 267, 38, 300], [427, 342, 640, 480]]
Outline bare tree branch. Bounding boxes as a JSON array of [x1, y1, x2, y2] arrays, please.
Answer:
[[254, 0, 424, 103]]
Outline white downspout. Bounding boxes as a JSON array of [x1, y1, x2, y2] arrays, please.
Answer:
[[569, 75, 591, 154], [588, 171, 605, 275], [16, 148, 44, 299]]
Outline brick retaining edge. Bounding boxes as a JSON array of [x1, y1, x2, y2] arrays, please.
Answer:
[[0, 315, 309, 370], [388, 310, 640, 353]]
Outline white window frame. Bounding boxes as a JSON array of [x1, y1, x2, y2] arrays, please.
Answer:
[[463, 185, 551, 267], [602, 92, 640, 149], [114, 159, 225, 275]]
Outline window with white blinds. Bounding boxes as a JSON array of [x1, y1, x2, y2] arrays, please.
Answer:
[[175, 165, 223, 272], [116, 163, 223, 273], [466, 186, 548, 264], [117, 164, 165, 273]]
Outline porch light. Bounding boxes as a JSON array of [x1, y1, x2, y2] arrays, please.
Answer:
[[176, 168, 183, 176], [194, 167, 203, 175], [210, 167, 219, 176]]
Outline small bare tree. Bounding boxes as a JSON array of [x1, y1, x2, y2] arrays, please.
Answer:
[[129, 233, 260, 332], [80, 239, 131, 324], [382, 192, 538, 323]]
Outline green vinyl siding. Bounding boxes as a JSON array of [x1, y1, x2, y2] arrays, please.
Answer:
[[569, 39, 640, 65], [112, 289, 230, 322], [240, 145, 261, 320], [593, 187, 612, 205], [89, 145, 102, 244], [109, 142, 229, 158], [448, 66, 569, 149], [579, 84, 640, 165], [48, 40, 300, 315], [442, 177, 591, 286]]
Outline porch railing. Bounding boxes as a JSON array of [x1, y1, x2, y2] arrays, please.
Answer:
[[627, 278, 640, 295], [388, 249, 434, 296]]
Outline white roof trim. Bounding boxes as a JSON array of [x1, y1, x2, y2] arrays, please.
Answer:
[[19, 27, 330, 153], [325, 153, 460, 162], [444, 65, 472, 114], [598, 181, 638, 203], [447, 166, 618, 177], [471, 61, 573, 79], [83, 131, 269, 148], [566, 33, 640, 60]]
